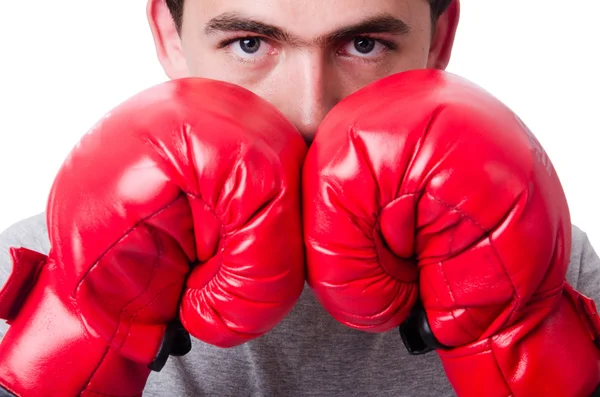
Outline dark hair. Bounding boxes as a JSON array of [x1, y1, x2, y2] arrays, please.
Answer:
[[430, 0, 453, 25], [166, 0, 453, 34], [165, 0, 184, 32]]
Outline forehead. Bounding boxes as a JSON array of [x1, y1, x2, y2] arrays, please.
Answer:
[[185, 0, 430, 37]]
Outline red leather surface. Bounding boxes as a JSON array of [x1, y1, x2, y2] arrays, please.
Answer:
[[0, 78, 306, 396], [304, 69, 600, 396]]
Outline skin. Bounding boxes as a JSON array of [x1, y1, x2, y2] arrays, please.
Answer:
[[147, 0, 460, 143]]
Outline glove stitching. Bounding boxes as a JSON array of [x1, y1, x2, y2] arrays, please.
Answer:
[[444, 219, 488, 336], [488, 339, 515, 397], [84, 224, 165, 395], [78, 194, 189, 394], [422, 189, 558, 395], [81, 345, 112, 396], [81, 229, 163, 393], [525, 284, 563, 305], [86, 283, 185, 396], [486, 240, 521, 328], [422, 191, 489, 251], [75, 193, 186, 297], [113, 224, 164, 353], [440, 258, 486, 337], [387, 190, 492, 339], [420, 191, 521, 340], [443, 215, 487, 333], [123, 280, 183, 345], [426, 263, 480, 341]]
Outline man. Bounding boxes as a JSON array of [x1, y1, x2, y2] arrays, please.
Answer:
[[1, 0, 599, 396]]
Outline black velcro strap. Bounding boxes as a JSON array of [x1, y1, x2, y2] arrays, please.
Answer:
[[149, 319, 192, 372], [399, 300, 450, 355]]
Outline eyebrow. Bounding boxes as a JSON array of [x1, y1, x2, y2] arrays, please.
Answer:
[[204, 12, 411, 46]]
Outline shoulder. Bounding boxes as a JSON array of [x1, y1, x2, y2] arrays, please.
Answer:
[[567, 224, 600, 303]]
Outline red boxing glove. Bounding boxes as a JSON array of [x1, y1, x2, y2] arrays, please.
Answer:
[[304, 69, 600, 397], [0, 78, 306, 396]]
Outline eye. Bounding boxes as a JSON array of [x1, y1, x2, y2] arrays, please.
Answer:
[[341, 37, 388, 58], [354, 37, 376, 54], [228, 37, 273, 59]]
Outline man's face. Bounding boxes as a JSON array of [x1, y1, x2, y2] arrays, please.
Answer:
[[152, 0, 456, 142]]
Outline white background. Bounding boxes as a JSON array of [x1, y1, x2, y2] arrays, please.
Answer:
[[0, 1, 599, 248]]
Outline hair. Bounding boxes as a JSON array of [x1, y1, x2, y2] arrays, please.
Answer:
[[165, 0, 184, 32], [430, 0, 453, 25], [166, 0, 453, 34]]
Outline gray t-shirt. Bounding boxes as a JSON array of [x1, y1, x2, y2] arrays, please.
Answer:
[[1, 213, 599, 396]]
